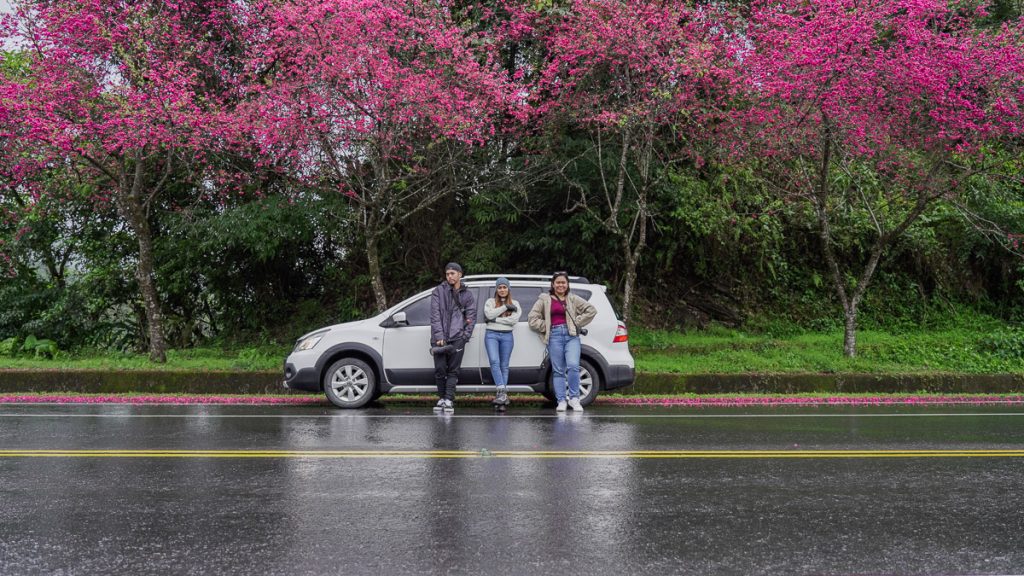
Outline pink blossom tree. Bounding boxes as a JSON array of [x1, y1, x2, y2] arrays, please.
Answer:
[[242, 0, 518, 310], [0, 0, 243, 361], [530, 0, 740, 323], [733, 0, 1024, 356]]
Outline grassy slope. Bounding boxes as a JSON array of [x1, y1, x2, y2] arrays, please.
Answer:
[[629, 326, 1024, 374], [1, 325, 1022, 375], [0, 347, 286, 371]]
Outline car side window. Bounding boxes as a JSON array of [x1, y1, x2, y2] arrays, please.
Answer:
[[520, 290, 544, 322], [471, 288, 486, 324], [401, 297, 432, 327]]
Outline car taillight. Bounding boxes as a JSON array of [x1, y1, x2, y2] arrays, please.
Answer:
[[613, 322, 628, 343]]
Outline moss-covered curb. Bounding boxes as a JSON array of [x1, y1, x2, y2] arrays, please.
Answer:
[[0, 369, 283, 394], [1, 369, 1023, 395], [638, 372, 1024, 393], [4, 392, 1024, 406]]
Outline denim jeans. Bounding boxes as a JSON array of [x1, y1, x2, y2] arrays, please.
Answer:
[[547, 324, 580, 402], [484, 330, 515, 387]]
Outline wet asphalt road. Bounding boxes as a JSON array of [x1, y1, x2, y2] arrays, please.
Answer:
[[1, 403, 1024, 575]]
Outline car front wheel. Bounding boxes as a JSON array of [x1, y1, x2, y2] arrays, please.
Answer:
[[323, 358, 376, 409]]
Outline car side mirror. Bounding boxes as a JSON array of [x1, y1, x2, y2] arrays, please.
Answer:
[[391, 312, 408, 326]]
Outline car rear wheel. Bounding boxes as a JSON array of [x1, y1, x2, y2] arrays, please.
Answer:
[[323, 358, 376, 409], [544, 358, 601, 406]]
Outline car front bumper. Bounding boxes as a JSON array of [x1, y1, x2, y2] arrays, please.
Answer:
[[283, 362, 320, 392]]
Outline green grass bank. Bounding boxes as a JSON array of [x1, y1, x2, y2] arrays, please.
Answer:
[[2, 325, 1022, 375], [1, 323, 1023, 394]]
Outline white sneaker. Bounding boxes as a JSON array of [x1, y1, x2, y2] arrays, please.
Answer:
[[443, 400, 455, 413], [568, 397, 584, 411], [433, 399, 446, 412], [556, 401, 567, 412]]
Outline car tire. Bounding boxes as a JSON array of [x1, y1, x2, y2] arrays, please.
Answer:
[[323, 358, 376, 409], [545, 358, 601, 406]]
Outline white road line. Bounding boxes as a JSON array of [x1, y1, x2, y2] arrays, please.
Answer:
[[1, 412, 1024, 419]]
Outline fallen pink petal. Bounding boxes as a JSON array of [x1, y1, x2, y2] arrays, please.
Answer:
[[2, 394, 1023, 407]]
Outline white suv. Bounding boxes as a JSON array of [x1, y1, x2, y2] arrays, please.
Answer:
[[283, 274, 635, 408]]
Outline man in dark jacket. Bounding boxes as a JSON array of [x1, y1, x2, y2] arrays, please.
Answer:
[[430, 262, 477, 413]]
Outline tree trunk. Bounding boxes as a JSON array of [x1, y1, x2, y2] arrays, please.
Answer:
[[118, 194, 167, 363], [843, 306, 858, 357], [621, 249, 637, 325], [366, 233, 388, 312], [813, 125, 899, 358], [813, 129, 859, 358], [620, 207, 646, 325]]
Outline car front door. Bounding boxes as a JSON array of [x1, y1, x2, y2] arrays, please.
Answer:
[[381, 287, 484, 387], [480, 287, 548, 385], [380, 294, 434, 386]]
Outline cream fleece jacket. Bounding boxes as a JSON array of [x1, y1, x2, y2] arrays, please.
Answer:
[[527, 292, 597, 345]]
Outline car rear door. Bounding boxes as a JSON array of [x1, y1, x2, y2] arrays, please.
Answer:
[[488, 286, 548, 385], [488, 287, 594, 385], [455, 286, 484, 385]]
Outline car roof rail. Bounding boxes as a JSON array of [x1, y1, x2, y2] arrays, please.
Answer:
[[463, 273, 591, 284]]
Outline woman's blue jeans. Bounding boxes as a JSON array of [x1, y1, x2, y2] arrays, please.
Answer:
[[484, 330, 514, 387], [547, 324, 581, 402]]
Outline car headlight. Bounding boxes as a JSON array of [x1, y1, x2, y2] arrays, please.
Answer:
[[294, 331, 327, 352]]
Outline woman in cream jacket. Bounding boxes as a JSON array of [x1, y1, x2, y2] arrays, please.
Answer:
[[528, 272, 597, 411]]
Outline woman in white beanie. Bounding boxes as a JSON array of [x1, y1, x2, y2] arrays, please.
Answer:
[[484, 277, 520, 408]]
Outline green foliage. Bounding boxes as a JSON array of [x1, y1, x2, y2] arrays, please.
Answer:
[[232, 346, 284, 370], [977, 328, 1024, 360], [19, 335, 58, 359], [0, 51, 30, 78], [0, 346, 285, 371], [0, 337, 20, 356], [633, 323, 1024, 375]]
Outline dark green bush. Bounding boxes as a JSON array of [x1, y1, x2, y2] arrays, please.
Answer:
[[977, 328, 1024, 360]]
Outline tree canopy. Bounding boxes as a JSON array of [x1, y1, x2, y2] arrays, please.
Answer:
[[1, 0, 1022, 359]]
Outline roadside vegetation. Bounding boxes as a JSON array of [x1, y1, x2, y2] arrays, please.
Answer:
[[0, 345, 284, 372], [3, 308, 1021, 375], [632, 327, 1024, 375]]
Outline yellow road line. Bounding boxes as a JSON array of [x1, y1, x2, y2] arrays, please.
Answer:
[[1, 449, 1024, 459]]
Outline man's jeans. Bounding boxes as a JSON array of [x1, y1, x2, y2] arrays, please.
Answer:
[[484, 330, 514, 387], [433, 338, 466, 401], [547, 324, 580, 402]]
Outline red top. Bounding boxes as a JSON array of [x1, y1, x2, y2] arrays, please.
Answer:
[[550, 297, 567, 327]]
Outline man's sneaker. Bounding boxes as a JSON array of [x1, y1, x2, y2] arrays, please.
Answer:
[[443, 399, 455, 413], [433, 399, 446, 412], [568, 397, 584, 411], [556, 400, 567, 412]]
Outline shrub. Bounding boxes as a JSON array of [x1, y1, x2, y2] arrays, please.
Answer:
[[0, 337, 20, 357], [20, 335, 58, 359], [977, 328, 1024, 360]]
